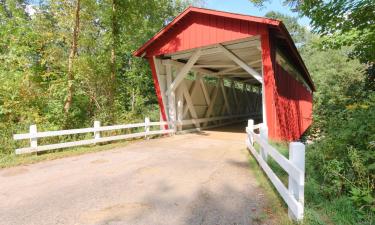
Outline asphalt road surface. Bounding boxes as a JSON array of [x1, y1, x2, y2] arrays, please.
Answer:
[[0, 124, 275, 225]]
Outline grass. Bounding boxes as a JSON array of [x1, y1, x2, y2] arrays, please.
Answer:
[[247, 145, 293, 224], [248, 140, 374, 225], [0, 140, 130, 168]]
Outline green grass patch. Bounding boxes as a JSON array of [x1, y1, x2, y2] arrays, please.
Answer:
[[247, 148, 293, 224], [249, 140, 374, 224], [0, 140, 130, 168]]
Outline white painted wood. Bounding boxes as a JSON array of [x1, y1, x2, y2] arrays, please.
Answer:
[[30, 124, 37, 149], [288, 142, 305, 220], [252, 133, 304, 186], [16, 129, 175, 155], [200, 79, 211, 106], [14, 121, 173, 141], [245, 124, 305, 221], [14, 120, 175, 154], [171, 47, 220, 60], [231, 81, 240, 113], [220, 79, 232, 115], [253, 123, 263, 130], [193, 64, 236, 68], [162, 59, 213, 75], [203, 79, 221, 126], [183, 73, 201, 118], [218, 44, 262, 83], [177, 89, 184, 131], [153, 56, 169, 116], [149, 121, 171, 126], [166, 49, 202, 94], [94, 121, 101, 142], [145, 117, 150, 139], [166, 64, 176, 126], [215, 66, 240, 75], [247, 119, 254, 145], [181, 82, 200, 128], [246, 140, 303, 221], [260, 125, 268, 161]]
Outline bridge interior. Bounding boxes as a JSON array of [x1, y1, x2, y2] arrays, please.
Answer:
[[154, 36, 265, 132]]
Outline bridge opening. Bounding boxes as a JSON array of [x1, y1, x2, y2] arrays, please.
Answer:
[[152, 37, 264, 132]]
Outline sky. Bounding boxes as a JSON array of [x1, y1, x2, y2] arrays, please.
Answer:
[[204, 0, 310, 27]]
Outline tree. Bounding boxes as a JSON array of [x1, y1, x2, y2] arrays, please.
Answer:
[[264, 11, 311, 47], [249, 0, 375, 65], [64, 0, 81, 115]]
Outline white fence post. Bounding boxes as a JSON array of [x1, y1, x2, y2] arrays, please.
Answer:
[[30, 124, 37, 149], [94, 121, 101, 143], [260, 125, 268, 161], [145, 117, 150, 139], [288, 142, 305, 220], [247, 119, 254, 145]]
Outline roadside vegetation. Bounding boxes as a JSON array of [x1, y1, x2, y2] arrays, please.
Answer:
[[0, 0, 202, 156], [251, 1, 374, 224]]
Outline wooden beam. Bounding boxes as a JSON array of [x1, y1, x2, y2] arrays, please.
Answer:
[[183, 73, 201, 118], [203, 79, 221, 126], [193, 64, 237, 68], [218, 44, 263, 83], [200, 79, 211, 106], [166, 64, 176, 127], [220, 79, 232, 115], [162, 59, 213, 75], [166, 49, 202, 94], [181, 82, 200, 128], [171, 47, 220, 60], [231, 81, 240, 114]]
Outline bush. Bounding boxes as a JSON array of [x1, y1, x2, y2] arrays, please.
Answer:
[[306, 92, 375, 221]]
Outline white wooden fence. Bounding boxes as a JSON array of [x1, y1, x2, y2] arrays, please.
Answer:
[[13, 114, 253, 155], [13, 118, 174, 155], [246, 119, 305, 221]]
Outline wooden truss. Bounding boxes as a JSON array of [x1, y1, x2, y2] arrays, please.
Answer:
[[154, 40, 265, 131]]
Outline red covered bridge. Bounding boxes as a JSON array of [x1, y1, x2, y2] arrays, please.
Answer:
[[134, 7, 314, 141]]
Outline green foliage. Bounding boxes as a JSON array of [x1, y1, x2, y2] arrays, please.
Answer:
[[262, 9, 374, 223], [301, 38, 374, 222], [264, 11, 311, 47], [0, 0, 202, 154], [249, 0, 375, 64]]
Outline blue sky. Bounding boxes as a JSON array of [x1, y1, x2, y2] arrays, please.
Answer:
[[204, 0, 310, 27]]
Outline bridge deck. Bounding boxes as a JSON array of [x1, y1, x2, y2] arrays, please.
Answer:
[[0, 122, 275, 225]]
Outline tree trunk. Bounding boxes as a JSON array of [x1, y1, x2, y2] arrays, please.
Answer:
[[108, 0, 117, 112], [64, 0, 81, 115]]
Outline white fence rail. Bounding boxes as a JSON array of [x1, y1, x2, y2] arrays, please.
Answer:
[[13, 114, 255, 155], [246, 119, 305, 221], [13, 117, 174, 155]]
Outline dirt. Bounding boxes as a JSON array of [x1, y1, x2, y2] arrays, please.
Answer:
[[0, 123, 275, 225]]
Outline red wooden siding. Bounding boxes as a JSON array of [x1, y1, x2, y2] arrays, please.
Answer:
[[145, 12, 267, 57], [273, 63, 313, 140], [261, 32, 278, 139]]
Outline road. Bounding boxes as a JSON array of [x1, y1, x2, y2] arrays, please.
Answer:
[[0, 124, 274, 225]]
